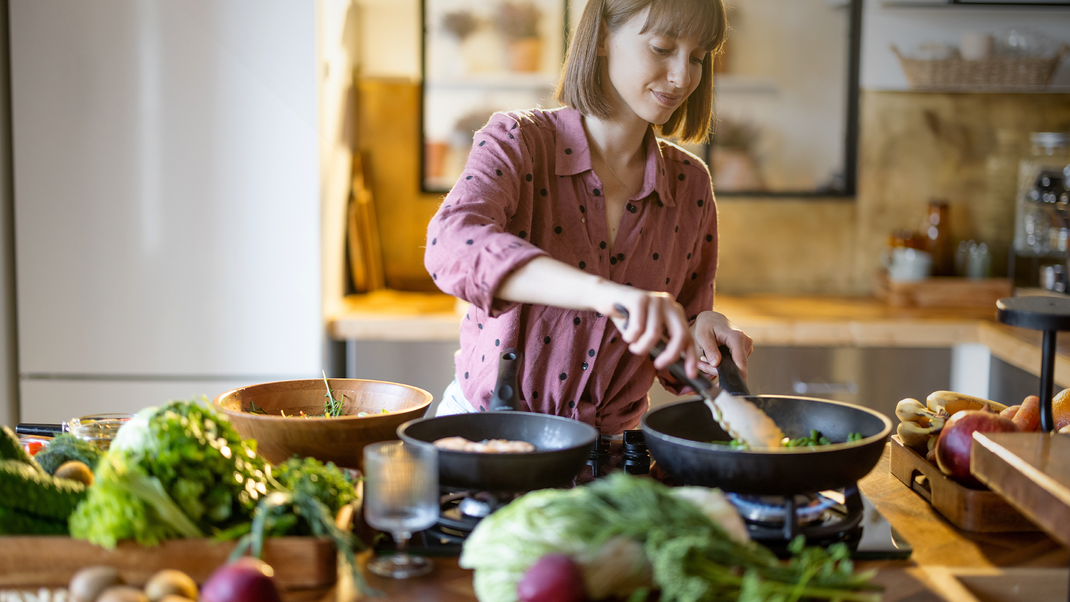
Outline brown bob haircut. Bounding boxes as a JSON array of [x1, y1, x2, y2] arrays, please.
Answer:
[[555, 0, 728, 144]]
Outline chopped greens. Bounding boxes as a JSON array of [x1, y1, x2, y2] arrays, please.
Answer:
[[716, 430, 864, 449]]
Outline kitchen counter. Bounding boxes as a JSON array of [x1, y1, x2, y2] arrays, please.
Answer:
[[318, 445, 1068, 601], [328, 291, 1070, 387]]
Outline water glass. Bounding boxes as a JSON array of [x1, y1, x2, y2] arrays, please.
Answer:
[[363, 440, 439, 578]]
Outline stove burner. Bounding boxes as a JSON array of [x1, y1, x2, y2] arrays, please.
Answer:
[[724, 485, 866, 557], [726, 492, 839, 527], [458, 496, 493, 519]]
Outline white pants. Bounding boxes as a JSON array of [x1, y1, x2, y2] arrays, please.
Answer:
[[434, 378, 478, 416]]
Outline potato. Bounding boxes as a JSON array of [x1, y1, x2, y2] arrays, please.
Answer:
[[144, 569, 198, 601], [96, 585, 149, 602], [68, 565, 122, 602], [54, 460, 94, 486]]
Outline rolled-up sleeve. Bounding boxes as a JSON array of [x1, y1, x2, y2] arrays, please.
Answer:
[[424, 114, 549, 316]]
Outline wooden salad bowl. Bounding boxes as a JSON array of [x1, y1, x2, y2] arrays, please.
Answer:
[[213, 378, 433, 469]]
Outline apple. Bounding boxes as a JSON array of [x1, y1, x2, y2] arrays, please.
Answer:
[[517, 554, 589, 602], [201, 556, 283, 602], [935, 409, 1018, 488]]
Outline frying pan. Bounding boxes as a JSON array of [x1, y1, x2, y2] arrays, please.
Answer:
[[641, 341, 892, 495], [397, 349, 598, 492]]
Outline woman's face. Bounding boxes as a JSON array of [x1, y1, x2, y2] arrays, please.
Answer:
[[599, 9, 707, 126]]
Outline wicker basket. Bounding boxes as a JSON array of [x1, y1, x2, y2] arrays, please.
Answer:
[[892, 44, 1069, 91]]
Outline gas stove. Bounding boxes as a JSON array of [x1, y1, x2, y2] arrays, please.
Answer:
[[372, 431, 909, 560]]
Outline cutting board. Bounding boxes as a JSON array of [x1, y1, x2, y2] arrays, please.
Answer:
[[0, 536, 336, 592], [874, 271, 1013, 308], [889, 435, 1038, 532], [972, 432, 1070, 547]]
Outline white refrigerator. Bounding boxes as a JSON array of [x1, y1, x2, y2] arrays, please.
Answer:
[[9, 1, 327, 423]]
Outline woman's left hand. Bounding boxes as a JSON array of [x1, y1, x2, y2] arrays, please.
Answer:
[[692, 311, 753, 382]]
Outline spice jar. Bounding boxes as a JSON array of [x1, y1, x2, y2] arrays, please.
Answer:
[[920, 200, 953, 276]]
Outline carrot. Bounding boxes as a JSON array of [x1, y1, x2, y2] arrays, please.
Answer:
[[1012, 396, 1040, 432], [1000, 405, 1020, 420]]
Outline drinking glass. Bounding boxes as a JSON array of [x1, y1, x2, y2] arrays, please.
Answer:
[[363, 440, 439, 578]]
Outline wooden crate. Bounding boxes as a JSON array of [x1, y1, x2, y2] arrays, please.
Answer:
[[874, 271, 1012, 308], [0, 536, 337, 595], [889, 435, 1038, 532]]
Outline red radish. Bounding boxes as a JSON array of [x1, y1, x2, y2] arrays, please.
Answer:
[[935, 410, 1018, 488], [201, 557, 283, 602], [517, 554, 589, 602]]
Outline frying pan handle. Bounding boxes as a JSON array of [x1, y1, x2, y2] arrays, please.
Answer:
[[15, 423, 65, 437], [489, 348, 522, 411]]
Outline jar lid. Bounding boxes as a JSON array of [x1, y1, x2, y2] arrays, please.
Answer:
[[1030, 132, 1069, 147]]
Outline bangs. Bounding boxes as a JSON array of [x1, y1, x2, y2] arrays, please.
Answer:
[[640, 0, 725, 52]]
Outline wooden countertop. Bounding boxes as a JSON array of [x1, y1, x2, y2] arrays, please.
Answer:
[[319, 445, 1068, 601], [328, 291, 1070, 387]]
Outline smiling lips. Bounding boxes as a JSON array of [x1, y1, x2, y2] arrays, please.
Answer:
[[651, 90, 682, 107]]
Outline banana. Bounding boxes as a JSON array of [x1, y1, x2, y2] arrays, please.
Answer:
[[895, 398, 947, 452], [926, 390, 1007, 415]]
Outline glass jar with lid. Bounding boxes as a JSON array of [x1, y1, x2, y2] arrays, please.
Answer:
[[1011, 132, 1070, 287]]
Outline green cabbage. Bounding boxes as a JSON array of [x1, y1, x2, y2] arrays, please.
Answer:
[[459, 473, 881, 602]]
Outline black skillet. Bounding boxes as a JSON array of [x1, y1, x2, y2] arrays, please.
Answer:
[[397, 349, 599, 492], [641, 343, 892, 495]]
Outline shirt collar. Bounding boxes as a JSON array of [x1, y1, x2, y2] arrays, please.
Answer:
[[553, 107, 676, 208]]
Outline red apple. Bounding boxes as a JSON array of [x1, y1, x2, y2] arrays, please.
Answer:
[[517, 554, 589, 602], [201, 556, 283, 602], [935, 410, 1018, 488]]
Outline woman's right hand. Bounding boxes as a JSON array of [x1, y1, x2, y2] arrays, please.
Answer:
[[599, 286, 698, 379]]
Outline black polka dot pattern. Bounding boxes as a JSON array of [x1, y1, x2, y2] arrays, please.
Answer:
[[678, 174, 685, 181], [496, 169, 503, 176], [697, 199, 704, 207], [519, 231, 527, 238], [479, 140, 486, 146], [555, 226, 563, 234], [706, 234, 714, 242], [616, 253, 625, 261], [464, 372, 469, 378], [466, 239, 474, 245], [692, 272, 698, 280], [533, 391, 539, 399], [544, 336, 551, 344], [466, 175, 473, 180], [573, 317, 581, 325], [600, 241, 607, 249], [653, 253, 659, 260], [540, 188, 548, 196], [559, 373, 567, 381], [580, 205, 586, 214], [565, 148, 573, 154], [579, 261, 586, 269], [494, 339, 500, 346], [626, 204, 637, 213], [593, 189, 601, 196], [568, 400, 576, 408], [588, 349, 595, 357], [432, 238, 437, 245], [610, 257, 617, 265]]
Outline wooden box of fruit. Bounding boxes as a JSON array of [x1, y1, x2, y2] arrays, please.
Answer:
[[890, 391, 1040, 532]]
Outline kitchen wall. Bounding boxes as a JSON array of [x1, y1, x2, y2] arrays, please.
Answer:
[[351, 0, 1070, 298]]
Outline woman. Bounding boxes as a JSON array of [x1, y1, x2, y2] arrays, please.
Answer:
[[424, 0, 751, 435]]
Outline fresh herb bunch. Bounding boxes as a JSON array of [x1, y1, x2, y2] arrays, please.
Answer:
[[33, 433, 102, 474], [273, 456, 358, 520], [322, 372, 345, 418]]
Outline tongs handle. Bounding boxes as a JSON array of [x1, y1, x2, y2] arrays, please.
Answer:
[[613, 305, 750, 396]]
